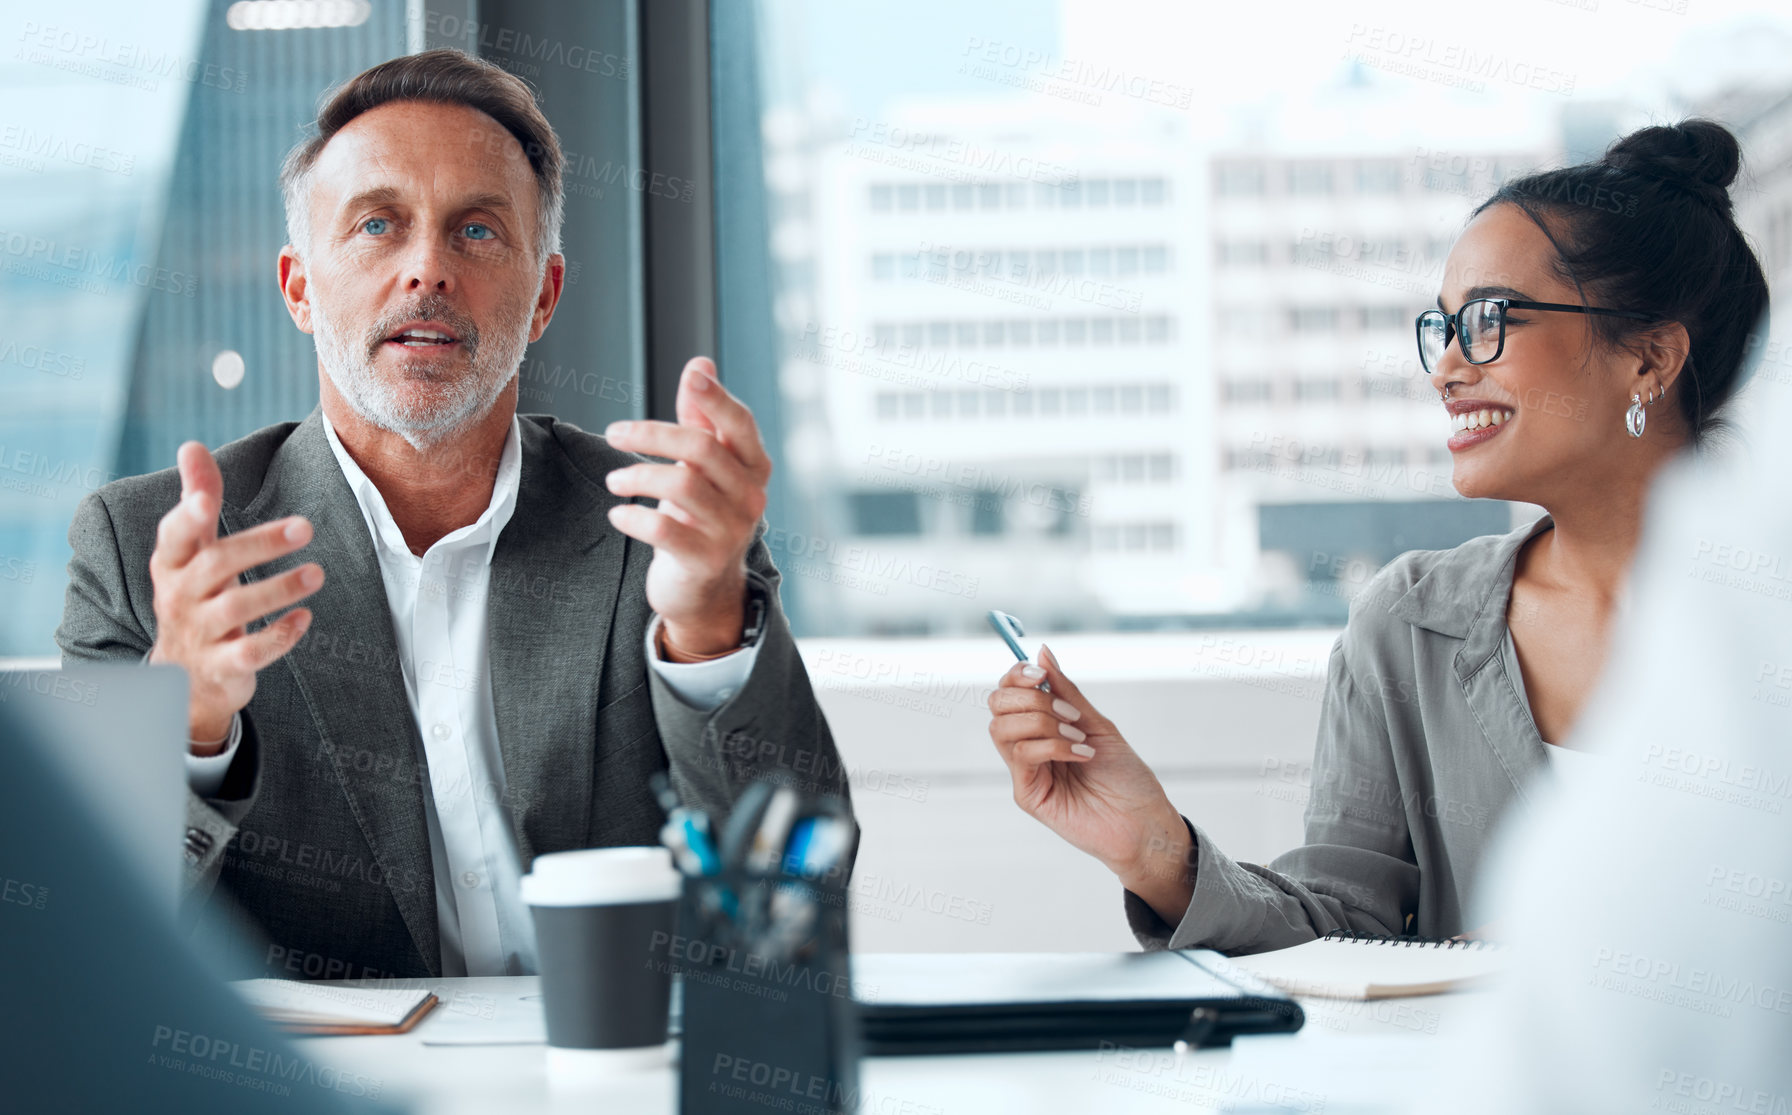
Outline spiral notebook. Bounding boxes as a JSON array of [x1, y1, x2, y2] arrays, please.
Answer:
[[1229, 930, 1505, 1000]]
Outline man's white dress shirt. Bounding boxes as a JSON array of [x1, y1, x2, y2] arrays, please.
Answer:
[[186, 412, 758, 976]]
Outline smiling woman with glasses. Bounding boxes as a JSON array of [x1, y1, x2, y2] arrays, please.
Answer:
[[1416, 297, 1657, 372], [987, 119, 1771, 955]]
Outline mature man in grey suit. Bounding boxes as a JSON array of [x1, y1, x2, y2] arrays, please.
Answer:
[[55, 50, 849, 980]]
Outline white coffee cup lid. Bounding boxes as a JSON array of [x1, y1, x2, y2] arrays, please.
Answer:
[[520, 846, 680, 907]]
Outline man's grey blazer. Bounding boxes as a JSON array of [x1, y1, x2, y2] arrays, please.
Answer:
[[56, 408, 850, 979], [1126, 516, 1557, 955]]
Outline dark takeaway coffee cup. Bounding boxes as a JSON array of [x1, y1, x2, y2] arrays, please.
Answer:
[[520, 846, 681, 1076]]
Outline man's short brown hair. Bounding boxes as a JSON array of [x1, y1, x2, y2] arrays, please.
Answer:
[[279, 48, 564, 263]]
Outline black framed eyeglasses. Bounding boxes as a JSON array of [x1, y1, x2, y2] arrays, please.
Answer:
[[1415, 298, 1656, 375]]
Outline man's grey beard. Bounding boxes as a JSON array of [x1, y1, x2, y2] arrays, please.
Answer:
[[311, 290, 533, 451]]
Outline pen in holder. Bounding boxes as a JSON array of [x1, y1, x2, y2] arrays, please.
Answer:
[[650, 775, 859, 1115], [672, 868, 858, 1114]]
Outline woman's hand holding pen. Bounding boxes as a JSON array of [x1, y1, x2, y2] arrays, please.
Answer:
[[987, 646, 1198, 925]]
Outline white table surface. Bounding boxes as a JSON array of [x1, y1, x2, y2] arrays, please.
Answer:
[[294, 974, 1484, 1114]]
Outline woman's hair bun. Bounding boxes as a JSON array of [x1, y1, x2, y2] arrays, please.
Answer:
[[1603, 119, 1741, 213]]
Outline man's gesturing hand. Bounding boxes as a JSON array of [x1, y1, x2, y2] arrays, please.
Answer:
[[146, 441, 323, 752], [603, 357, 771, 659]]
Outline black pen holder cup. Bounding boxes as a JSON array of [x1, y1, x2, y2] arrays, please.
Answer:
[[671, 868, 859, 1115]]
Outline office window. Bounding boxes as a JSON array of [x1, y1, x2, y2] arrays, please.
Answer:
[[1356, 160, 1405, 193], [1288, 163, 1334, 195], [1361, 305, 1407, 330], [969, 492, 1004, 535], [1220, 307, 1274, 335], [1291, 306, 1340, 332], [1224, 379, 1274, 404], [1218, 240, 1269, 266], [849, 491, 922, 536], [698, 1, 1746, 637], [1291, 238, 1335, 266], [36, 1, 1730, 649], [1216, 161, 1267, 196]]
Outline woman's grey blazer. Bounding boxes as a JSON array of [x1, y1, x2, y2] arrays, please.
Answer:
[[1127, 515, 1556, 954]]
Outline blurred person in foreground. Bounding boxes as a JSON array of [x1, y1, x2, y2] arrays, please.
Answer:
[[1431, 330, 1792, 1112], [988, 120, 1770, 953]]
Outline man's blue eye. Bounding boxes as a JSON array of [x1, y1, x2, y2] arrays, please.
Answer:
[[464, 224, 492, 240], [362, 218, 390, 235]]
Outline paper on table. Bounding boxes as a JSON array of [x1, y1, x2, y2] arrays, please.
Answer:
[[417, 987, 547, 1046], [232, 979, 434, 1028]]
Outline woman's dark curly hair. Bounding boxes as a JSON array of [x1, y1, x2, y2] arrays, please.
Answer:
[[1473, 119, 1769, 444]]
